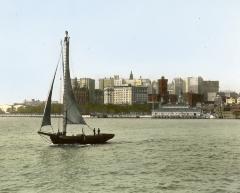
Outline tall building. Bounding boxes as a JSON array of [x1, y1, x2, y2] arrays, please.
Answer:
[[104, 87, 114, 104], [183, 92, 203, 107], [185, 76, 203, 94], [104, 86, 148, 105], [78, 78, 95, 89], [151, 81, 159, 94], [129, 70, 133, 80], [173, 78, 186, 96], [113, 75, 126, 86], [99, 77, 114, 90], [114, 86, 133, 105], [132, 86, 148, 104], [168, 82, 174, 95], [202, 80, 219, 102], [158, 76, 168, 103], [72, 77, 95, 103], [94, 89, 104, 104], [73, 87, 89, 105]]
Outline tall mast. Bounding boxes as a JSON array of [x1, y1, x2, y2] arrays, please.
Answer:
[[63, 31, 69, 135]]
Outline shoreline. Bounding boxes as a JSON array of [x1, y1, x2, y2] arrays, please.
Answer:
[[0, 114, 239, 119]]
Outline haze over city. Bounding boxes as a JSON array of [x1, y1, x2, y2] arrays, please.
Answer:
[[1, 0, 240, 104]]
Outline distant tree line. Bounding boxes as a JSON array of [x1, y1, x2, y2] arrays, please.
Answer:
[[80, 104, 151, 115], [8, 103, 151, 114]]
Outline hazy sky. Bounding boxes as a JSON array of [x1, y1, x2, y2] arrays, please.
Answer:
[[1, 0, 240, 104]]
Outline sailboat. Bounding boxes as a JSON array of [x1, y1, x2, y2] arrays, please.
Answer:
[[38, 31, 114, 144]]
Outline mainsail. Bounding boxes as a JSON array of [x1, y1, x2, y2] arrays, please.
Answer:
[[41, 31, 86, 134], [41, 65, 58, 127], [63, 31, 86, 128]]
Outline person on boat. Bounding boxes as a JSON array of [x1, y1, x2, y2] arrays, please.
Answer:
[[82, 128, 86, 141], [93, 128, 96, 136], [97, 128, 100, 135], [82, 128, 85, 136]]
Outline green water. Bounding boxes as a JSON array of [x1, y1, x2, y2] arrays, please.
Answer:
[[1, 118, 240, 193]]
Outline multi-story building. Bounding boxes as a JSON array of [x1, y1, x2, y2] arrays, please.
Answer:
[[158, 76, 168, 103], [77, 78, 95, 90], [132, 86, 148, 104], [104, 86, 148, 105], [168, 82, 174, 95], [226, 97, 236, 105], [72, 77, 95, 103], [183, 92, 203, 107], [104, 87, 114, 104], [140, 78, 151, 94], [202, 80, 219, 102], [237, 97, 240, 104], [73, 87, 89, 105], [151, 81, 158, 94], [223, 91, 238, 99], [172, 77, 186, 96], [99, 77, 114, 90], [94, 89, 104, 104], [185, 76, 203, 94], [113, 75, 126, 86], [114, 86, 133, 105]]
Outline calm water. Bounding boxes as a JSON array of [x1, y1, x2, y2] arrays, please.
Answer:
[[1, 118, 240, 193]]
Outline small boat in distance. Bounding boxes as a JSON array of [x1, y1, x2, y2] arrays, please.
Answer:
[[38, 31, 114, 144]]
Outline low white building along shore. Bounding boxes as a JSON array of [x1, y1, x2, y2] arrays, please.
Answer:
[[152, 104, 202, 119]]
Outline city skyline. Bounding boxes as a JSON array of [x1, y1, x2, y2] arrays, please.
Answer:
[[1, 73, 231, 105], [1, 0, 240, 104]]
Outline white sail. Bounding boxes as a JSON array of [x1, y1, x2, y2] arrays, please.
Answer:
[[63, 31, 86, 129]]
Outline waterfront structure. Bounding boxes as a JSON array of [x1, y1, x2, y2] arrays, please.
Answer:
[[152, 104, 202, 118]]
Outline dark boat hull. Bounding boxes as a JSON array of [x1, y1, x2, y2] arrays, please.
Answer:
[[38, 131, 114, 144]]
